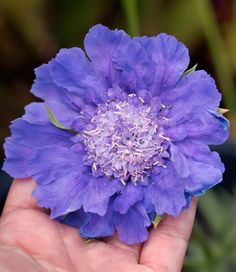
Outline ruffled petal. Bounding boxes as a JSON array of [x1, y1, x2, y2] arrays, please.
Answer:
[[58, 208, 91, 229], [31, 48, 107, 125], [32, 63, 80, 116], [83, 177, 122, 216], [163, 71, 221, 121], [177, 140, 225, 195], [112, 40, 155, 91], [22, 102, 49, 124], [32, 63, 69, 102], [144, 163, 187, 216], [50, 48, 107, 106], [80, 206, 114, 238], [135, 34, 189, 95], [169, 110, 229, 144], [9, 119, 71, 149], [2, 116, 72, 179], [23, 102, 79, 128], [33, 171, 87, 218], [27, 146, 82, 185], [2, 140, 34, 178], [170, 143, 190, 178], [185, 111, 229, 145], [114, 202, 150, 244], [84, 24, 130, 83], [113, 183, 143, 214], [30, 147, 121, 217]]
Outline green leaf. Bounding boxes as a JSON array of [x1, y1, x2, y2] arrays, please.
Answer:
[[218, 108, 229, 115], [46, 105, 76, 134], [182, 64, 198, 76], [152, 214, 164, 228]]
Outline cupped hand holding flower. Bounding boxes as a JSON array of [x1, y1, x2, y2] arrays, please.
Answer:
[[0, 179, 197, 272]]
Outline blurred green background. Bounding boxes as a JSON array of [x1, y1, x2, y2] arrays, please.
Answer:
[[0, 0, 236, 271]]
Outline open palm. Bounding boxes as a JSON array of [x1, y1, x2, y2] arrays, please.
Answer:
[[0, 179, 197, 272]]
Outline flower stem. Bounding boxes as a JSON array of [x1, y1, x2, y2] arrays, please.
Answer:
[[121, 0, 140, 36]]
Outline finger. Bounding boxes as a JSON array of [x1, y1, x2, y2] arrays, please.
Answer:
[[140, 197, 198, 272], [104, 231, 142, 262], [2, 178, 48, 216]]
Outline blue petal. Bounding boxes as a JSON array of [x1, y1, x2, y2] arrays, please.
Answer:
[[136, 89, 153, 103], [112, 40, 155, 90], [177, 140, 225, 195], [27, 146, 82, 185], [33, 171, 87, 218], [170, 143, 190, 178], [163, 71, 221, 121], [80, 206, 114, 238], [167, 110, 229, 145], [22, 102, 49, 124], [199, 110, 229, 144], [2, 140, 34, 178], [23, 102, 79, 128], [113, 183, 143, 214], [2, 117, 72, 179], [163, 71, 228, 144], [58, 208, 91, 229], [106, 84, 128, 101], [144, 162, 187, 216], [9, 119, 72, 149], [182, 110, 229, 145], [50, 48, 107, 105], [27, 145, 121, 217], [136, 34, 189, 95], [32, 63, 80, 113], [114, 202, 150, 244], [71, 115, 90, 132], [32, 63, 67, 101], [83, 177, 122, 216], [84, 24, 130, 84]]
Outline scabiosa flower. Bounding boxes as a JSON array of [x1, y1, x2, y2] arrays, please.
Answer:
[[3, 24, 229, 244]]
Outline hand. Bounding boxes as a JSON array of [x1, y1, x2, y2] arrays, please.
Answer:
[[0, 179, 197, 272]]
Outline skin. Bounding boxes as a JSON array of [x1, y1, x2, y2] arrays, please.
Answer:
[[0, 179, 197, 272]]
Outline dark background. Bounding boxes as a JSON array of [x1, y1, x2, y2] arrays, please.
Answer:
[[0, 1, 236, 271]]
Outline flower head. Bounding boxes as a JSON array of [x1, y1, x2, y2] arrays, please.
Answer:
[[3, 25, 229, 244]]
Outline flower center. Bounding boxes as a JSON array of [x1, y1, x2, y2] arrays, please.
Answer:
[[83, 94, 170, 184]]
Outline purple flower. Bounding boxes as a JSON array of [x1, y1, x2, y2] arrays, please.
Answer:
[[3, 24, 229, 244]]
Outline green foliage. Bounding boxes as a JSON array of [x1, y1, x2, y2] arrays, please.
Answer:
[[184, 189, 236, 272]]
